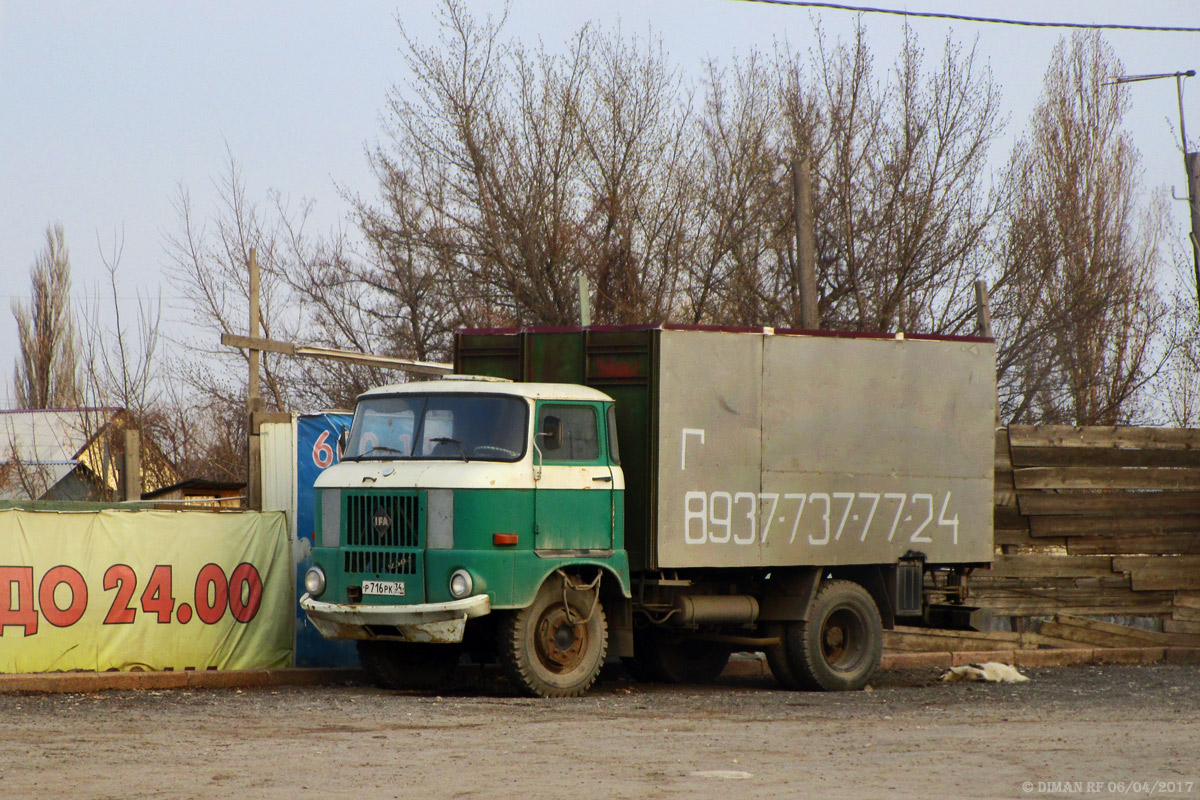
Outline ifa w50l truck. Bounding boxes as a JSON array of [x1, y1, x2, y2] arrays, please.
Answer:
[[300, 326, 996, 697]]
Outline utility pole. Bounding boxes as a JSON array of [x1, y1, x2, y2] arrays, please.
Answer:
[[1112, 70, 1199, 318], [247, 248, 263, 511], [792, 158, 820, 330]]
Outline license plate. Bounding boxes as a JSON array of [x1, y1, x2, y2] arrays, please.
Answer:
[[361, 580, 406, 597]]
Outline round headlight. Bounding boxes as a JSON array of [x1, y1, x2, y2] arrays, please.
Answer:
[[304, 566, 327, 597], [449, 569, 473, 599]]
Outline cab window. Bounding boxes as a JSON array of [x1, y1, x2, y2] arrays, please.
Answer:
[[537, 404, 599, 462], [606, 405, 620, 465]]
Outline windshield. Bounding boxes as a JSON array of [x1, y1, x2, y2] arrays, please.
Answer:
[[343, 393, 528, 462]]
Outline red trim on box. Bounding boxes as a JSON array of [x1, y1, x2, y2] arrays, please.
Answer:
[[455, 325, 994, 344]]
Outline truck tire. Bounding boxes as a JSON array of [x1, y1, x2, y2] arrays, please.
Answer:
[[499, 576, 608, 698], [356, 640, 461, 691], [764, 623, 802, 689], [634, 632, 731, 684], [785, 580, 882, 691]]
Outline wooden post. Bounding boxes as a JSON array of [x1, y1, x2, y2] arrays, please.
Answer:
[[975, 279, 1001, 427], [792, 158, 819, 330], [974, 279, 994, 339], [247, 247, 263, 511], [248, 247, 261, 405], [122, 429, 141, 502], [577, 273, 591, 327]]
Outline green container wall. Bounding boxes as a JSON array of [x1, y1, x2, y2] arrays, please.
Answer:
[[455, 329, 659, 571]]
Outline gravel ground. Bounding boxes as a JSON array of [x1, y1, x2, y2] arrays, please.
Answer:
[[1, 664, 1198, 800]]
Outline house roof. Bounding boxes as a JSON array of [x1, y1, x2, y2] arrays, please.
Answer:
[[142, 478, 245, 499], [0, 408, 183, 500], [0, 408, 122, 463]]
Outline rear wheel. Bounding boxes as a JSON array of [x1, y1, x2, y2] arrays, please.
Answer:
[[785, 580, 882, 691], [764, 623, 802, 689], [500, 575, 607, 698], [356, 640, 461, 691]]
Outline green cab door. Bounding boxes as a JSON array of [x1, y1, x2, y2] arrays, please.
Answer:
[[533, 402, 614, 553]]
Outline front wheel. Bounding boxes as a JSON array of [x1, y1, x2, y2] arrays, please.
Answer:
[[499, 575, 608, 698], [784, 580, 882, 691]]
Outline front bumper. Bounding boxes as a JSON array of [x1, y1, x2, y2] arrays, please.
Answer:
[[300, 593, 491, 643]]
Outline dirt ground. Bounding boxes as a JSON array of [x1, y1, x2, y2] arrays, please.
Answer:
[[1, 663, 1198, 800]]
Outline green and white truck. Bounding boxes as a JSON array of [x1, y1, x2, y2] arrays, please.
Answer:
[[301, 326, 996, 697]]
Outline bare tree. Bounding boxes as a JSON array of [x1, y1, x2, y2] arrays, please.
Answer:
[[11, 224, 80, 409], [161, 8, 1182, 487], [992, 32, 1168, 425], [800, 26, 1005, 333], [351, 3, 701, 336]]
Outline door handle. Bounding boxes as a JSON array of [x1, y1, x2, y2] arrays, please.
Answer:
[[592, 475, 612, 483]]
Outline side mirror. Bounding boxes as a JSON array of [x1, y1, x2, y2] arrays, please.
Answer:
[[539, 416, 562, 452], [336, 425, 349, 459]]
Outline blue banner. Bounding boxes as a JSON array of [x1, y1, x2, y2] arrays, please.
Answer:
[[295, 413, 356, 668]]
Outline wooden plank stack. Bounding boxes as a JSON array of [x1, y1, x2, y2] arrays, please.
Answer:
[[892, 425, 1200, 653]]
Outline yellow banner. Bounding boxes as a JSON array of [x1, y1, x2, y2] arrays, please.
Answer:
[[0, 509, 292, 673]]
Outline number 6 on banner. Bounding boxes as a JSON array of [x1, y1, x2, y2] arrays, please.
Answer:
[[312, 430, 335, 468]]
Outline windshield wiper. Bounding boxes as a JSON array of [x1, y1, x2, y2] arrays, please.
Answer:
[[346, 444, 409, 461], [430, 437, 468, 462]]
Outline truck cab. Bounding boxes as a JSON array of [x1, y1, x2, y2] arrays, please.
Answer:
[[300, 376, 630, 697]]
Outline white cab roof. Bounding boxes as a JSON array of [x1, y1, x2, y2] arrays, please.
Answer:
[[358, 377, 612, 403]]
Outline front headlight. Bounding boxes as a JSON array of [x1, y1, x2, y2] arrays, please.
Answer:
[[449, 569, 473, 599], [304, 566, 327, 598]]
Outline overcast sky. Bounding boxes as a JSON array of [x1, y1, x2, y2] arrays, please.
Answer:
[[1, 0, 1198, 408]]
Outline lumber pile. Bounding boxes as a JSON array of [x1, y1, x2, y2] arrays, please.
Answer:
[[890, 425, 1200, 654]]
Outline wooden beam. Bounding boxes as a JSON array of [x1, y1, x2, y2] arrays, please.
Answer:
[[1014, 467, 1200, 490], [1011, 446, 1200, 467], [1113, 556, 1200, 591], [1040, 616, 1165, 648], [293, 346, 453, 375], [993, 528, 1064, 548], [1017, 490, 1200, 516], [221, 332, 296, 355], [220, 333, 453, 376], [970, 575, 1133, 589], [1175, 591, 1200, 610], [970, 587, 1173, 617], [1009, 425, 1200, 450], [1031, 514, 1200, 537], [251, 411, 293, 434], [1067, 534, 1200, 556], [974, 553, 1117, 579]]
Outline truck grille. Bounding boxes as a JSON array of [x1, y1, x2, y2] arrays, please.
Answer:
[[344, 549, 417, 575], [344, 493, 421, 547]]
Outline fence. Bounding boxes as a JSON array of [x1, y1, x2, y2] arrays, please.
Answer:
[[886, 425, 1200, 653], [0, 507, 292, 673]]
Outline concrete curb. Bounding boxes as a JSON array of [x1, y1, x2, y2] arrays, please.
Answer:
[[0, 667, 364, 695]]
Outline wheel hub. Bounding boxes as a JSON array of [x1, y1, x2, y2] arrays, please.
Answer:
[[822, 608, 864, 669], [536, 606, 586, 672], [824, 625, 846, 650]]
